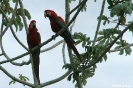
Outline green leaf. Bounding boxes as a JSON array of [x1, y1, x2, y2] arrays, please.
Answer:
[[9, 80, 16, 85], [2, 19, 8, 26], [24, 9, 31, 20], [119, 49, 124, 55], [9, 81, 13, 85], [103, 20, 106, 25], [103, 54, 107, 61], [62, 64, 71, 70], [75, 40, 82, 45], [107, 0, 113, 7], [12, 19, 18, 31], [12, 0, 16, 3], [82, 41, 86, 47], [67, 73, 73, 81], [82, 79, 87, 85], [125, 48, 132, 55], [98, 38, 106, 46], [18, 21, 23, 31]]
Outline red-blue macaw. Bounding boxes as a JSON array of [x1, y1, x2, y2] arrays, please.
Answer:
[[44, 10, 82, 62], [27, 20, 41, 84]]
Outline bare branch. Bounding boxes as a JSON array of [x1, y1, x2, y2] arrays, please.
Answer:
[[41, 40, 64, 53], [62, 42, 67, 64], [0, 38, 30, 66], [41, 70, 72, 87], [92, 0, 106, 46], [0, 53, 3, 56], [29, 54, 41, 88]]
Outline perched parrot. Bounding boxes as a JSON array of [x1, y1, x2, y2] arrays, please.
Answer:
[[27, 20, 41, 84], [44, 10, 82, 62]]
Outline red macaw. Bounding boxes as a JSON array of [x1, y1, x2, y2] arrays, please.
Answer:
[[44, 10, 82, 62], [27, 20, 41, 84]]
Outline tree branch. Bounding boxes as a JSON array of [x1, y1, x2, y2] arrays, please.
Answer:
[[41, 70, 72, 87], [0, 37, 30, 66], [67, 0, 84, 16], [0, 53, 3, 56], [92, 0, 106, 46], [0, 65, 34, 87], [41, 40, 64, 53], [62, 42, 67, 64]]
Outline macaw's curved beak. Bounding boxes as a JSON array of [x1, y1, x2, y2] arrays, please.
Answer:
[[32, 22, 36, 29], [33, 24, 36, 29], [44, 12, 47, 18]]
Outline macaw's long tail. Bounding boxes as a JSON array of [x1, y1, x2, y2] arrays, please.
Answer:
[[65, 39, 82, 62], [32, 51, 40, 84]]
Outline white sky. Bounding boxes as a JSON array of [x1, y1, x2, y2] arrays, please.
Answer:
[[0, 0, 133, 88]]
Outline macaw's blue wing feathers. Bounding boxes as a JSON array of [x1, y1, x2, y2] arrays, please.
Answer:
[[56, 17, 75, 43]]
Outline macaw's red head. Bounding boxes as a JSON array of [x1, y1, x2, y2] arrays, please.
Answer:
[[44, 10, 57, 18], [29, 20, 36, 29]]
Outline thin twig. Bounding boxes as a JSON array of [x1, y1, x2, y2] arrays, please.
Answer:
[[62, 42, 67, 64], [41, 40, 64, 53], [41, 70, 72, 87], [92, 0, 106, 46], [0, 53, 3, 56]]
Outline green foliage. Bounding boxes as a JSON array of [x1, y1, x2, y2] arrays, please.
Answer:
[[128, 21, 133, 34], [110, 1, 132, 17], [9, 74, 29, 85], [106, 0, 133, 25], [0, 0, 31, 31], [0, 0, 13, 15], [19, 74, 29, 82], [81, 4, 87, 12], [9, 80, 16, 85], [73, 32, 91, 47], [64, 32, 109, 86], [62, 63, 72, 70], [115, 39, 132, 55], [98, 28, 121, 47], [97, 15, 110, 25]]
